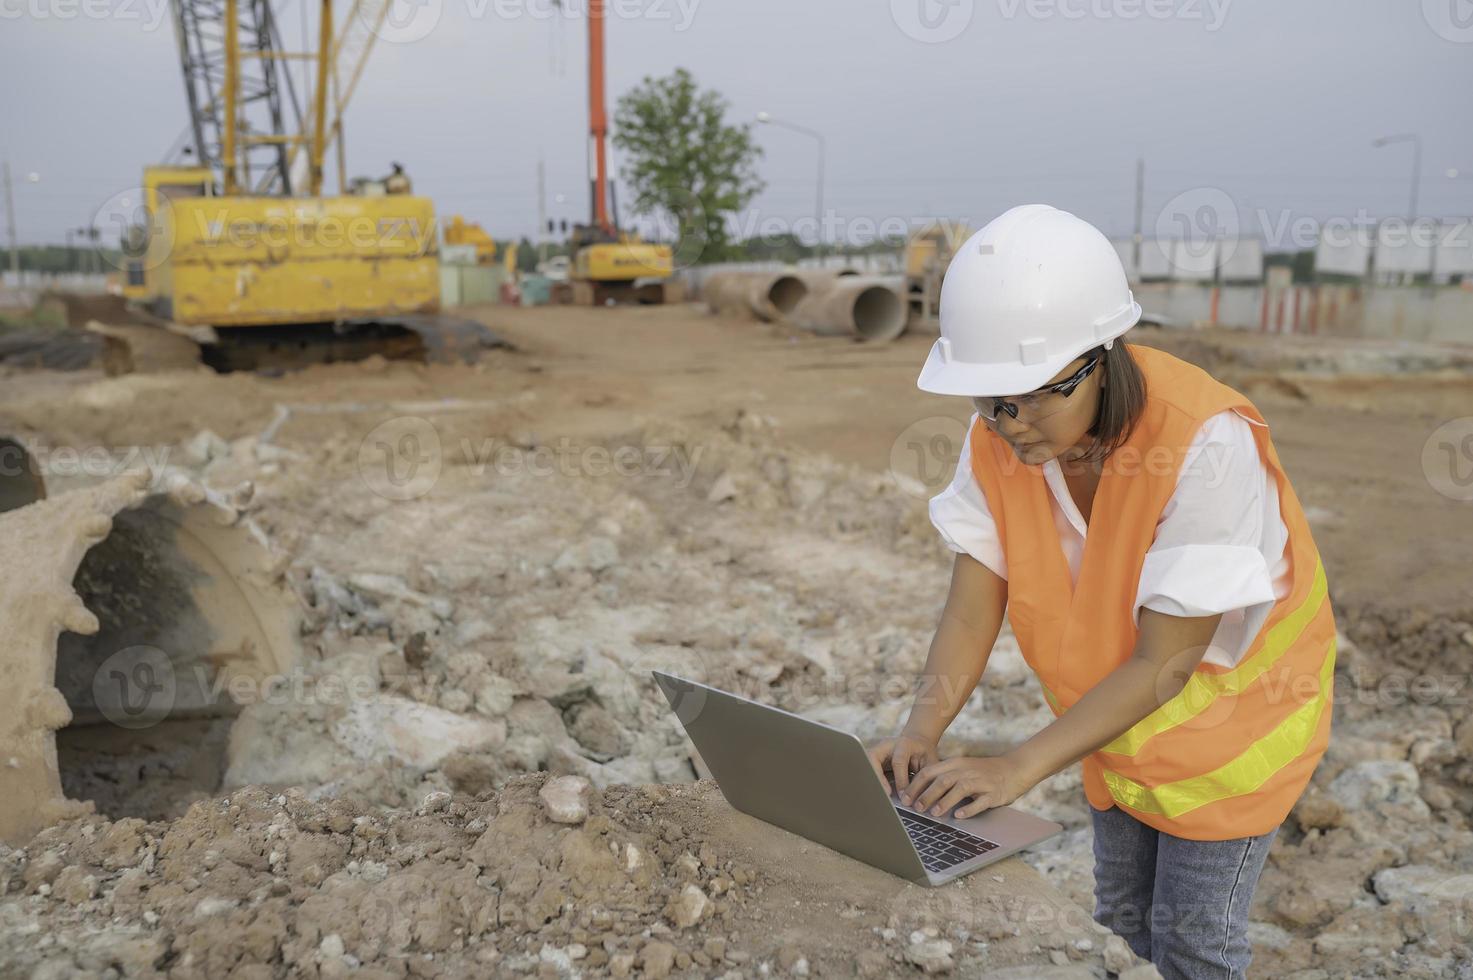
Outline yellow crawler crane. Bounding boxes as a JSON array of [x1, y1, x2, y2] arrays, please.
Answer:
[[100, 0, 502, 373]]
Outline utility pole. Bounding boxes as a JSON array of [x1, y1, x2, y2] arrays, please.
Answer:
[[2, 162, 17, 278], [538, 157, 548, 264], [1132, 156, 1144, 276]]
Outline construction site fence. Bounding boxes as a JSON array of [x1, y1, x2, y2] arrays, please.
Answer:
[[1137, 281, 1473, 345]]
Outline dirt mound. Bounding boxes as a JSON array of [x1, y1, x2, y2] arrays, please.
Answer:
[[34, 291, 142, 328], [0, 776, 1153, 979], [198, 409, 1015, 815]]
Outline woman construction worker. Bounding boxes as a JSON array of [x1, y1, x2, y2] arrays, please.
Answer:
[[868, 204, 1335, 979]]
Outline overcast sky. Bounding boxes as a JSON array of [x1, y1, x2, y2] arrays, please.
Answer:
[[3, 0, 1471, 249]]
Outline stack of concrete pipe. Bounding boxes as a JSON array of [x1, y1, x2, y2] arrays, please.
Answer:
[[701, 270, 809, 323], [789, 270, 909, 342], [701, 268, 909, 342]]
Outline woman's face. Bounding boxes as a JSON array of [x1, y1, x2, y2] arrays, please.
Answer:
[[972, 356, 1104, 465]]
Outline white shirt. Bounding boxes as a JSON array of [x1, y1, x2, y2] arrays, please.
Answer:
[[929, 410, 1291, 670]]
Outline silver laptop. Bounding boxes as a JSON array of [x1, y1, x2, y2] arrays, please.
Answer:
[[653, 671, 1062, 886]]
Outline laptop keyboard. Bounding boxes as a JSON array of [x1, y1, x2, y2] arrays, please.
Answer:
[[898, 807, 1000, 874]]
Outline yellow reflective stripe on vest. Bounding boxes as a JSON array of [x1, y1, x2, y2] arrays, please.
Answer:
[[1101, 637, 1335, 819], [1034, 559, 1327, 741], [1099, 558, 1329, 757]]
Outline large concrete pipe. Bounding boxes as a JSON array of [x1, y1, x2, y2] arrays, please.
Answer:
[[702, 270, 808, 322], [701, 271, 748, 316], [0, 436, 46, 514], [791, 268, 860, 290], [791, 275, 909, 342], [749, 271, 808, 321], [0, 464, 301, 842]]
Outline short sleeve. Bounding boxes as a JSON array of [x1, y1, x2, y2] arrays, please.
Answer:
[[928, 414, 1008, 580], [1133, 410, 1278, 624]]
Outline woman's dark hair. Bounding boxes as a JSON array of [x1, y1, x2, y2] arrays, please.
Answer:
[[1082, 341, 1147, 462]]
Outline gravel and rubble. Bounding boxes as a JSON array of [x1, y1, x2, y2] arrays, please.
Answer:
[[0, 777, 1154, 979]]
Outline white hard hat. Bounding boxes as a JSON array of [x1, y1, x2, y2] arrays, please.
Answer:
[[917, 204, 1140, 397]]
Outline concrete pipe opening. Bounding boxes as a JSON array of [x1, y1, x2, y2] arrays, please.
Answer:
[[851, 285, 907, 342], [0, 437, 45, 514], [762, 275, 807, 318], [0, 473, 301, 841]]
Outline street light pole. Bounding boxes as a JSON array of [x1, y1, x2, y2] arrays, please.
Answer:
[[757, 112, 827, 262], [1372, 132, 1421, 221], [1372, 133, 1426, 285], [2, 162, 17, 278]]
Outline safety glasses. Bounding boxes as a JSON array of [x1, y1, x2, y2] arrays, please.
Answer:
[[975, 353, 1102, 424]]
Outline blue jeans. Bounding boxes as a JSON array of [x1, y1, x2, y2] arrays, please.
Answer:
[[1090, 804, 1279, 980]]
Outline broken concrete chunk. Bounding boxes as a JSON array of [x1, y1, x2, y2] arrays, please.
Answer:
[[1373, 864, 1473, 906], [666, 882, 708, 929], [1328, 760, 1426, 814], [638, 940, 677, 979], [553, 537, 619, 574], [706, 472, 738, 503], [473, 675, 519, 717], [539, 775, 591, 824], [22, 851, 64, 891], [904, 937, 955, 974], [347, 573, 454, 620], [1102, 934, 1135, 973], [182, 429, 231, 467], [567, 703, 629, 760], [330, 695, 507, 769]]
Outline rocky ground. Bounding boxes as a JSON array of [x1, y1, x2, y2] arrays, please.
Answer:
[[1, 774, 1169, 980], [1, 303, 1471, 978]]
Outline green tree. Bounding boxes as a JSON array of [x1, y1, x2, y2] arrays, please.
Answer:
[[612, 67, 764, 265]]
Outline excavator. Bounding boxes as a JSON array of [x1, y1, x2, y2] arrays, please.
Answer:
[[99, 0, 503, 373], [552, 0, 680, 306]]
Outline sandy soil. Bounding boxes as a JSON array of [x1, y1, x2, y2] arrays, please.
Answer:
[[0, 302, 1471, 978]]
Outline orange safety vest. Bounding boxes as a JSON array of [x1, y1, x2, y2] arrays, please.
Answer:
[[969, 343, 1335, 841]]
